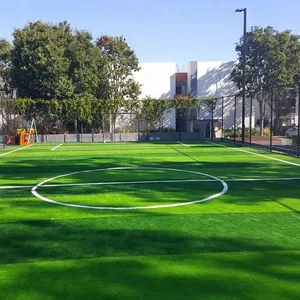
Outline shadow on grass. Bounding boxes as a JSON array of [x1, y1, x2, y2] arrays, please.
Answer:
[[1, 212, 300, 265], [1, 155, 300, 183], [1, 222, 300, 299]]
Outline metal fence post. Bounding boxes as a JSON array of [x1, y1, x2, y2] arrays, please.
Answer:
[[0, 97, 5, 149], [221, 97, 224, 141], [234, 95, 237, 144], [138, 114, 141, 143], [102, 117, 105, 143], [249, 96, 252, 147], [270, 89, 274, 152], [297, 84, 300, 158], [211, 105, 214, 140]]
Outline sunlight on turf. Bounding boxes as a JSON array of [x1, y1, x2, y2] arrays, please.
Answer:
[[1, 141, 300, 299]]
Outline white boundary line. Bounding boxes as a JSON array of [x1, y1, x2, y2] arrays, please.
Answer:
[[0, 144, 33, 157], [53, 146, 181, 152], [0, 179, 214, 190], [31, 167, 228, 210], [177, 141, 190, 148], [50, 144, 63, 151], [41, 179, 212, 187], [206, 141, 300, 167], [2, 176, 300, 190], [0, 185, 34, 189], [226, 177, 300, 182]]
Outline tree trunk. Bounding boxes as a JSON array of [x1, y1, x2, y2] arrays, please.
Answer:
[[75, 119, 78, 134], [275, 108, 280, 136], [259, 101, 264, 136], [258, 92, 266, 136]]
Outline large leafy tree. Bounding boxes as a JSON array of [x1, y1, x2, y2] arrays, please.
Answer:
[[10, 21, 103, 101], [0, 39, 13, 95], [201, 97, 217, 138], [67, 30, 101, 96], [4, 23, 144, 134], [10, 21, 74, 100], [96, 35, 141, 132], [96, 35, 141, 101], [9, 21, 105, 132], [231, 26, 300, 135]]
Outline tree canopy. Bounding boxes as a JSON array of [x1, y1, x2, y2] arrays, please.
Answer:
[[5, 21, 141, 103], [96, 35, 141, 101], [231, 26, 300, 94], [0, 38, 12, 93], [231, 26, 300, 134]]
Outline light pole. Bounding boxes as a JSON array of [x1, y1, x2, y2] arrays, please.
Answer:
[[235, 8, 247, 144]]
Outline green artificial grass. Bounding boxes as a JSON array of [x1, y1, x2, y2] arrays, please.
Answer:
[[1, 141, 300, 299]]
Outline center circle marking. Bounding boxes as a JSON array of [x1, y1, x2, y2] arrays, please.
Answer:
[[31, 167, 228, 210]]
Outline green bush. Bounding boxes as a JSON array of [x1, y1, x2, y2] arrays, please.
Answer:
[[151, 127, 176, 133], [263, 127, 274, 136], [245, 127, 259, 137], [224, 127, 257, 138], [292, 135, 300, 146]]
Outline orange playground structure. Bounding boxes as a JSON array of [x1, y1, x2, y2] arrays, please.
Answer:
[[6, 119, 37, 146], [19, 128, 35, 146]]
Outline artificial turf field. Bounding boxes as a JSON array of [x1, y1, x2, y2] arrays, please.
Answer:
[[1, 140, 300, 300]]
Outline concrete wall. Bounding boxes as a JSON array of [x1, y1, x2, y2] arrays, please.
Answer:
[[36, 132, 205, 143]]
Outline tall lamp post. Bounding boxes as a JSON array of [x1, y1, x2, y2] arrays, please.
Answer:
[[235, 8, 247, 144]]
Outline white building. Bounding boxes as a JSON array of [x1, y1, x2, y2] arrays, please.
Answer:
[[134, 61, 253, 132]]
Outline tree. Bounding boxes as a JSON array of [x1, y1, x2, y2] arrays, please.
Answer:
[[201, 97, 217, 138], [10, 21, 75, 100], [231, 26, 300, 135], [96, 35, 141, 132], [9, 21, 107, 133], [139, 98, 170, 131], [0, 39, 12, 95], [67, 30, 101, 96], [96, 35, 141, 101], [10, 21, 104, 101]]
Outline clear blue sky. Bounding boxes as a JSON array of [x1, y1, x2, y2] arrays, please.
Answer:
[[1, 0, 300, 67]]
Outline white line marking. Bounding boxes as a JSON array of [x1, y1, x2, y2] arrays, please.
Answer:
[[38, 179, 213, 187], [0, 179, 216, 190], [2, 176, 300, 190], [177, 141, 190, 147], [206, 141, 300, 167], [31, 167, 228, 210], [0, 144, 33, 157], [0, 185, 34, 189], [51, 144, 63, 151], [53, 146, 178, 152]]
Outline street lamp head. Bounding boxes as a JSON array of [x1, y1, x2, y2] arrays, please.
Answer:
[[235, 8, 245, 12]]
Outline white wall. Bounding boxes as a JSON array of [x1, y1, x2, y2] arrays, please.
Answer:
[[134, 62, 177, 129], [182, 61, 197, 97], [196, 61, 235, 98], [134, 63, 177, 99], [193, 61, 256, 128]]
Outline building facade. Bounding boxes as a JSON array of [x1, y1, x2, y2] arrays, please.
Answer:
[[134, 61, 298, 134], [134, 61, 249, 132]]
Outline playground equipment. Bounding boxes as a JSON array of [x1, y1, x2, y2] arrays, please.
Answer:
[[11, 119, 38, 146]]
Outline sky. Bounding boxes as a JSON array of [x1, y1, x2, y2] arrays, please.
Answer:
[[1, 0, 300, 68]]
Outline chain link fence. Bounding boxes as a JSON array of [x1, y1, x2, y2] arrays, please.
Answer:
[[1, 85, 300, 158], [220, 85, 300, 158]]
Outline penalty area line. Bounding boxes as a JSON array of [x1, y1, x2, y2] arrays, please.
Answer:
[[177, 141, 190, 147], [51, 144, 63, 151], [205, 141, 300, 167], [0, 144, 33, 157]]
